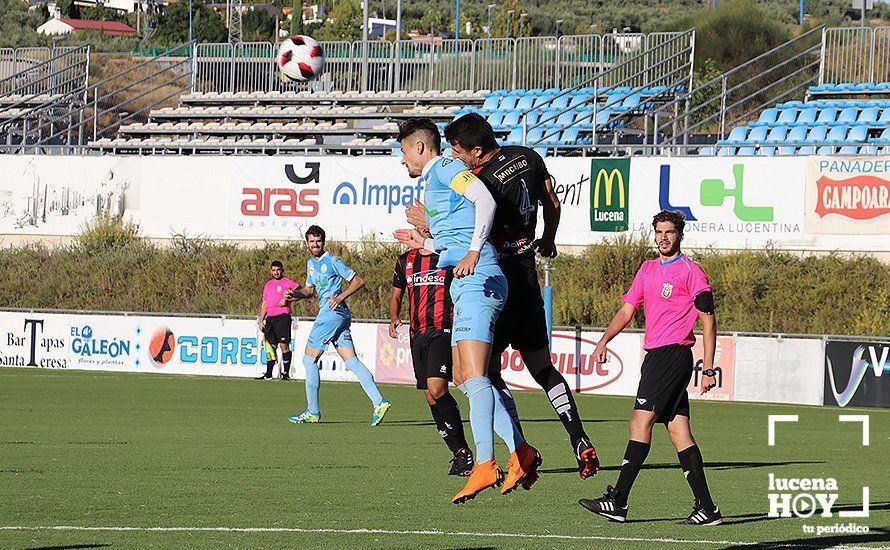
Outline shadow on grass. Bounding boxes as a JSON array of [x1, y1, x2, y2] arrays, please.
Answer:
[[542, 460, 825, 475], [25, 545, 111, 550], [720, 527, 889, 549]]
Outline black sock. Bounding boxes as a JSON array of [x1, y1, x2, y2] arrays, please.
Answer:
[[488, 368, 523, 436], [264, 359, 275, 377], [678, 445, 715, 510], [531, 365, 587, 446], [282, 351, 292, 376], [614, 440, 650, 507], [433, 392, 469, 452]]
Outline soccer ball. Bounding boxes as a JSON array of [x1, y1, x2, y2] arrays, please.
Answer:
[[277, 35, 325, 82]]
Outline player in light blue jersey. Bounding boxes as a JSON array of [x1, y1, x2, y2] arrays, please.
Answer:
[[286, 225, 391, 426], [395, 119, 540, 504]]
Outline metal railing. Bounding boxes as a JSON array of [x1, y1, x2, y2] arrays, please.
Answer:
[[191, 33, 688, 94], [521, 30, 695, 148], [650, 26, 824, 150], [821, 26, 890, 85]]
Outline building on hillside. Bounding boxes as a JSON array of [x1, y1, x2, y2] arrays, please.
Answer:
[[37, 17, 138, 36]]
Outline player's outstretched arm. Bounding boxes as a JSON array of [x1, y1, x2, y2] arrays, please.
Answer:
[[593, 302, 636, 363], [389, 287, 405, 338]]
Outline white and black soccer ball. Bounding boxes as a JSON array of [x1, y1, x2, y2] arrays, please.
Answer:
[[277, 35, 325, 82]]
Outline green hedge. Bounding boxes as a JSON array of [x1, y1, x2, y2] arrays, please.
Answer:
[[1, 217, 887, 336]]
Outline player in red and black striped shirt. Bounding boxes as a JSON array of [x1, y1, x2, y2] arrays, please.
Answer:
[[390, 249, 473, 476]]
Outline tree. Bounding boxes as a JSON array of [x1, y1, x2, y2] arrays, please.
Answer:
[[0, 0, 48, 47], [290, 0, 304, 36], [490, 0, 531, 38], [153, 0, 226, 46], [312, 0, 361, 41], [57, 0, 81, 19], [243, 9, 276, 42]]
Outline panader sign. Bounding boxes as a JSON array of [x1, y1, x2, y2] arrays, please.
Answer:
[[806, 157, 890, 234]]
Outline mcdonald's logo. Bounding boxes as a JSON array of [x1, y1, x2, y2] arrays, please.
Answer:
[[589, 159, 630, 232]]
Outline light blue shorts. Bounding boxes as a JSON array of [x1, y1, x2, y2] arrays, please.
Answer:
[[307, 308, 354, 350], [449, 263, 508, 346]]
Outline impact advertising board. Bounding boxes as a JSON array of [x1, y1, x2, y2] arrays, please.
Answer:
[[824, 340, 890, 408]]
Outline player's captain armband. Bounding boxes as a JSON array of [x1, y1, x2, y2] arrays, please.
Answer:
[[694, 291, 715, 314], [449, 170, 478, 195]]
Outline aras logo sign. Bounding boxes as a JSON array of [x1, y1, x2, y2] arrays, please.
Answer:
[[499, 333, 626, 393], [240, 162, 320, 217]]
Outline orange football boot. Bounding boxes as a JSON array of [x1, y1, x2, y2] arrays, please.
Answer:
[[452, 459, 503, 504], [501, 442, 542, 494]]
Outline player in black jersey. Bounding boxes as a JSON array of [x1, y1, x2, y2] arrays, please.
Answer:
[[419, 113, 600, 479], [391, 248, 473, 476]]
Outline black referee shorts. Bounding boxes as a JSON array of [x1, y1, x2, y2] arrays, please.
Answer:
[[263, 314, 292, 345], [491, 255, 550, 355], [410, 331, 453, 390], [634, 344, 694, 424]]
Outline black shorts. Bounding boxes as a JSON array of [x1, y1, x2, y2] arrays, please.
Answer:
[[634, 344, 693, 423], [410, 331, 453, 390], [491, 254, 550, 354], [263, 314, 292, 345]]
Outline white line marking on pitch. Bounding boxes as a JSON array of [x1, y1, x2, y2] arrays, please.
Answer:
[[0, 525, 762, 546]]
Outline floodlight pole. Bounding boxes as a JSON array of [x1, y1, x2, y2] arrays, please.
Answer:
[[455, 0, 460, 40], [188, 0, 193, 43], [799, 0, 803, 25], [362, 0, 369, 91], [487, 4, 495, 38], [395, 0, 402, 90], [506, 9, 514, 38]]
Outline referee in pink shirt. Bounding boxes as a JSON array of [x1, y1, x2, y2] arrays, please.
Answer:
[[579, 211, 722, 526], [256, 260, 303, 380]]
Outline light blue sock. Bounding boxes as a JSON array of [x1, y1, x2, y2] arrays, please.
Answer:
[[345, 356, 384, 406], [461, 376, 495, 464], [492, 386, 524, 452], [303, 355, 320, 415]]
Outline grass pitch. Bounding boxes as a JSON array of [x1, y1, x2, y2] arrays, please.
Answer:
[[0, 368, 887, 549]]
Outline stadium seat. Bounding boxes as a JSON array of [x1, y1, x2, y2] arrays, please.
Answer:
[[558, 127, 580, 145], [555, 109, 576, 127], [486, 111, 504, 128], [760, 126, 788, 156], [816, 107, 838, 124], [779, 125, 808, 155], [551, 94, 570, 110], [526, 127, 545, 145], [568, 93, 591, 109], [819, 126, 848, 155], [532, 94, 554, 109], [857, 107, 879, 124], [880, 108, 890, 124], [515, 94, 535, 111], [796, 108, 817, 125], [724, 126, 748, 144], [775, 109, 799, 125], [498, 110, 521, 130], [504, 127, 523, 145], [481, 95, 500, 111], [499, 95, 518, 111], [752, 108, 778, 126], [834, 107, 858, 125]]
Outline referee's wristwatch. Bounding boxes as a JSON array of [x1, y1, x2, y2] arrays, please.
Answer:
[[703, 368, 717, 377]]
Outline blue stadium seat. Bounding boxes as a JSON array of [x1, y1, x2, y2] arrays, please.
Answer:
[[525, 110, 540, 126], [818, 126, 848, 155], [491, 89, 510, 96], [760, 126, 788, 156], [515, 94, 535, 111], [543, 87, 560, 95], [526, 127, 545, 144], [797, 107, 817, 125], [834, 107, 858, 125], [857, 107, 879, 124], [504, 127, 523, 145], [532, 94, 555, 109], [780, 126, 808, 155], [797, 126, 828, 155], [527, 88, 544, 95], [498, 110, 521, 129], [752, 108, 778, 126], [816, 107, 838, 124], [847, 125, 868, 142], [725, 126, 748, 143], [880, 109, 890, 124], [558, 127, 580, 145], [486, 111, 504, 127], [737, 126, 767, 155], [568, 93, 590, 108], [481, 95, 500, 111], [776, 109, 799, 125], [555, 109, 576, 127], [499, 95, 518, 111], [698, 146, 714, 155], [643, 85, 668, 95], [507, 88, 527, 96], [539, 108, 560, 126], [603, 94, 624, 108], [613, 93, 642, 113], [551, 94, 570, 110]]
